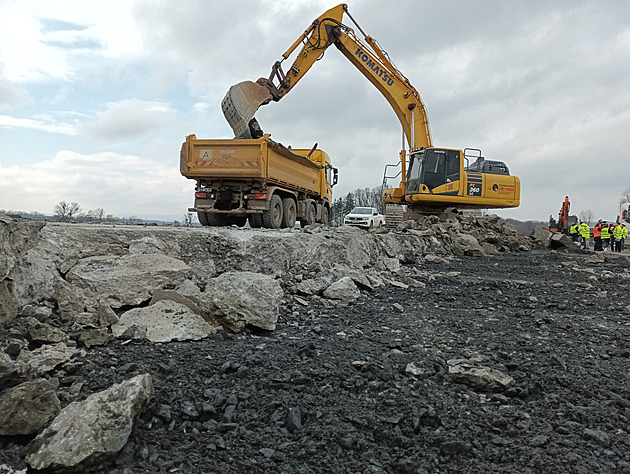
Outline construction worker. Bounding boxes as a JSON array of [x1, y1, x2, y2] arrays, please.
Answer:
[[608, 223, 616, 251], [600, 222, 610, 251], [569, 221, 579, 242], [592, 222, 602, 251], [578, 221, 590, 250], [613, 223, 624, 252], [622, 224, 628, 251]]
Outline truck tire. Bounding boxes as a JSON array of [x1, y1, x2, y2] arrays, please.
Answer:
[[206, 213, 229, 226], [197, 211, 210, 226], [249, 213, 263, 228], [299, 203, 316, 227], [263, 195, 283, 229], [321, 207, 329, 225], [281, 198, 297, 228]]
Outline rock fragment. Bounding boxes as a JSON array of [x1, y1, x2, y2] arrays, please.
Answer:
[[112, 300, 216, 343], [0, 378, 60, 435], [323, 277, 360, 301], [447, 360, 514, 392], [203, 271, 284, 332], [25, 374, 153, 472]]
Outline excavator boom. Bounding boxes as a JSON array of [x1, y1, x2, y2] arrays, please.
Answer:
[[221, 3, 430, 150]]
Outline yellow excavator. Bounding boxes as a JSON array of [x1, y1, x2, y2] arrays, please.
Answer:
[[221, 4, 520, 214]]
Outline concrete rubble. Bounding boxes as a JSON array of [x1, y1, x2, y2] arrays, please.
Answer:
[[0, 213, 534, 339], [25, 374, 152, 471], [1, 213, 602, 472]]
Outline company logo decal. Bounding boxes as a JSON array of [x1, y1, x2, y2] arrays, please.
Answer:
[[355, 48, 394, 86]]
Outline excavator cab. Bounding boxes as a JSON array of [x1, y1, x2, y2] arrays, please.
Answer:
[[406, 148, 461, 194]]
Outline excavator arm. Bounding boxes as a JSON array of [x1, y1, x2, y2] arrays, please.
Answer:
[[222, 4, 431, 151]]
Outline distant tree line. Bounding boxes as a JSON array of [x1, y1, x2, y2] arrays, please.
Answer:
[[6, 184, 627, 229], [52, 201, 108, 223], [0, 202, 146, 225]]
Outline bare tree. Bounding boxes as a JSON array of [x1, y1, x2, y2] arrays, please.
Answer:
[[53, 201, 82, 222], [87, 208, 104, 223], [619, 186, 630, 205], [579, 209, 595, 226]]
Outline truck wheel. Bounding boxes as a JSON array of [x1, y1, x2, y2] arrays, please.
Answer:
[[206, 213, 229, 226], [321, 207, 329, 225], [308, 204, 317, 225], [197, 212, 210, 226], [263, 195, 283, 229], [249, 213, 263, 228], [299, 203, 316, 227], [281, 198, 296, 228], [228, 216, 247, 227]]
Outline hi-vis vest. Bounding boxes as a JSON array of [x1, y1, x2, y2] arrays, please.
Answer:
[[614, 225, 624, 239]]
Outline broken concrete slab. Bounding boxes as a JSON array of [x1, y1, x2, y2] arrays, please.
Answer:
[[202, 271, 284, 332], [112, 300, 216, 343]]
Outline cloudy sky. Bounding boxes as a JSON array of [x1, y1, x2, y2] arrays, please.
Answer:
[[1, 0, 629, 222]]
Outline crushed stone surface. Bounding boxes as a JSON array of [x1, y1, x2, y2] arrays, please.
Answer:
[[2, 250, 630, 473]]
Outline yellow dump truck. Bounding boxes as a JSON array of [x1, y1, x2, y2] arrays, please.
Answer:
[[180, 134, 337, 228]]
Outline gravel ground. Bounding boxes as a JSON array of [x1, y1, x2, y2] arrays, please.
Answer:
[[2, 249, 630, 473]]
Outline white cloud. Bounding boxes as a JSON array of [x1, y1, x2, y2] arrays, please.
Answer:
[[0, 0, 142, 83], [0, 114, 78, 135], [1, 0, 629, 222], [0, 76, 25, 107], [0, 149, 190, 217], [83, 99, 175, 140], [0, 7, 71, 82]]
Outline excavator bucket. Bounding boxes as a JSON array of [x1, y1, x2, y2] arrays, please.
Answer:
[[221, 81, 273, 138]]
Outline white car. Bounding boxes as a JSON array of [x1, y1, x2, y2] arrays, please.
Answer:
[[343, 207, 385, 229]]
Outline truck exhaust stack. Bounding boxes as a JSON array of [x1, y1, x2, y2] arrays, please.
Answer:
[[221, 81, 273, 138]]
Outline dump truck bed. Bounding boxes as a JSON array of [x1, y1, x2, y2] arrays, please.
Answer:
[[180, 135, 323, 194]]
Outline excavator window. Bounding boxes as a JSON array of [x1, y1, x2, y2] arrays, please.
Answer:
[[445, 150, 461, 182], [406, 151, 424, 194], [406, 149, 461, 194], [423, 151, 446, 190]]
